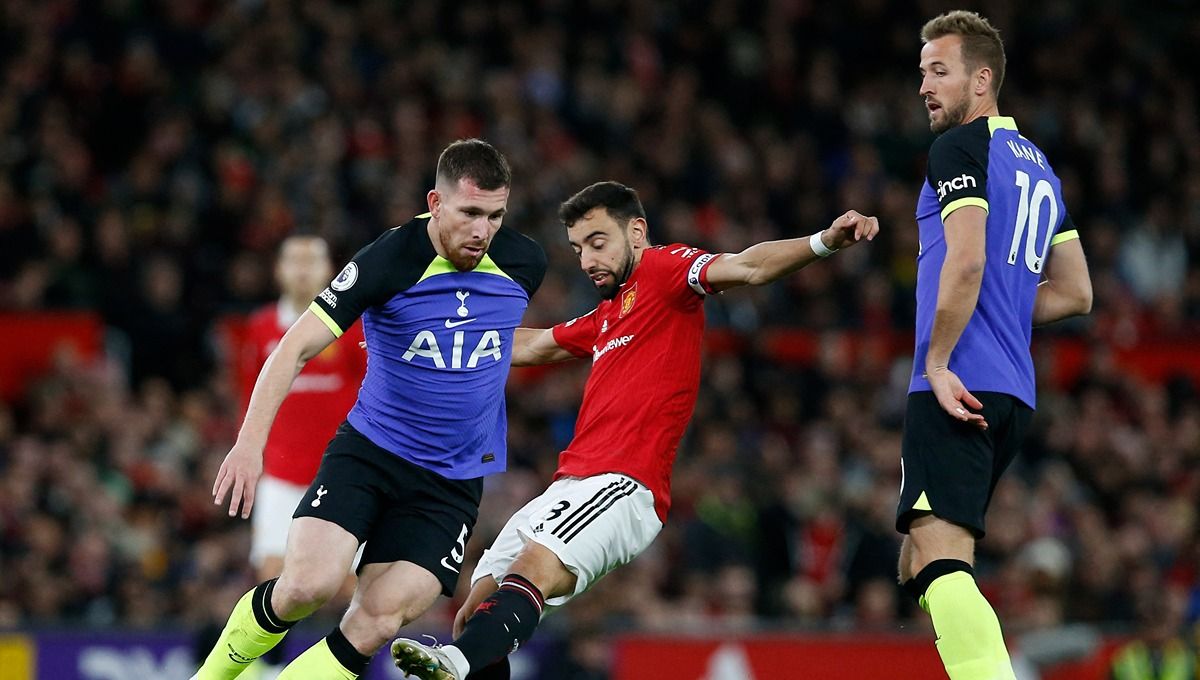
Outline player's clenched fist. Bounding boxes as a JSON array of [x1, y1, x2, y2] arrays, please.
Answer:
[[212, 441, 263, 518]]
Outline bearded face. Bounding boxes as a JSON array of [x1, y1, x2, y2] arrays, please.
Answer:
[[568, 209, 640, 300], [430, 179, 509, 271]]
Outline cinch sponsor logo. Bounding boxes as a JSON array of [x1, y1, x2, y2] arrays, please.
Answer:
[[936, 173, 977, 200], [593, 334, 634, 361], [319, 288, 338, 308]]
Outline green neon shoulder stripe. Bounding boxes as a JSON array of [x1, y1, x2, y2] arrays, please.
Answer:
[[308, 301, 343, 338], [941, 197, 989, 221], [988, 116, 1018, 136], [416, 253, 515, 284], [1050, 229, 1079, 246]]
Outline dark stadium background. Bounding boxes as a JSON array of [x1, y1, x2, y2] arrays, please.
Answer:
[[0, 1, 1196, 678]]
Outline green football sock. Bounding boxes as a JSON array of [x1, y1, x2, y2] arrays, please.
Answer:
[[276, 640, 358, 679], [923, 571, 1016, 680], [194, 583, 291, 680]]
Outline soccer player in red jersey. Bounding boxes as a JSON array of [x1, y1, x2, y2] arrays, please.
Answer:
[[393, 181, 879, 680], [236, 235, 365, 674], [199, 236, 364, 675], [241, 235, 366, 579]]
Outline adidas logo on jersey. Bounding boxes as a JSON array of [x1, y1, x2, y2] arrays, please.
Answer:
[[936, 173, 977, 200]]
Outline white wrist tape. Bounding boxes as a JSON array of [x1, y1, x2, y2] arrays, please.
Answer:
[[810, 231, 838, 257]]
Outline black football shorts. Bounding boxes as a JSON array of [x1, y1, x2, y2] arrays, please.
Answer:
[[293, 421, 483, 596], [895, 391, 1032, 538]]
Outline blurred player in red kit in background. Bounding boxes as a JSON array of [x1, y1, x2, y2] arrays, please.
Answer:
[[240, 234, 365, 577], [212, 234, 365, 677]]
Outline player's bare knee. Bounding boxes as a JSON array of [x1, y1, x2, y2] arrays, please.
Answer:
[[273, 569, 339, 615], [511, 544, 575, 598], [908, 517, 974, 574]]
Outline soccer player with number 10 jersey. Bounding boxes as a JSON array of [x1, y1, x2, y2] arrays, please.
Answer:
[[896, 11, 1093, 680]]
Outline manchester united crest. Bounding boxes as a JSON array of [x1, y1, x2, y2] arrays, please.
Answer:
[[620, 283, 637, 317]]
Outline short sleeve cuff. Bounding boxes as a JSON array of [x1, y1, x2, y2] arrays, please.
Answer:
[[1050, 229, 1079, 246], [308, 301, 344, 338], [551, 323, 595, 358], [940, 197, 989, 222]]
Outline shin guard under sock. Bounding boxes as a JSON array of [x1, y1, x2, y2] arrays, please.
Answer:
[[448, 574, 544, 675]]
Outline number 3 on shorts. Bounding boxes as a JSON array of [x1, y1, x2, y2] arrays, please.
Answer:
[[545, 500, 570, 522]]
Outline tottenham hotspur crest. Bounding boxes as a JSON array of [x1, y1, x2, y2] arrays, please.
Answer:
[[455, 290, 470, 317]]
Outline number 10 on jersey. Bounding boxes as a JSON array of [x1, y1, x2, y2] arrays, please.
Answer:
[[1007, 169, 1060, 274]]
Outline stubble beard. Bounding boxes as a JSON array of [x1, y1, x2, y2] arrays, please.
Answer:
[[597, 244, 635, 300], [440, 231, 486, 272], [931, 85, 972, 134]]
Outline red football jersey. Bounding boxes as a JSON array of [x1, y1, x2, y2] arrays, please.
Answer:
[[552, 244, 720, 522], [240, 303, 366, 485]]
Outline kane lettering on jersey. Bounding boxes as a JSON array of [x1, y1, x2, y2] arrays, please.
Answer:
[[309, 214, 547, 479], [241, 304, 365, 486], [910, 116, 1080, 409], [551, 244, 720, 522]]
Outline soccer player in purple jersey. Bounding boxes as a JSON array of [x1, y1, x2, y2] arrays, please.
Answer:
[[895, 11, 1093, 680], [193, 140, 546, 680]]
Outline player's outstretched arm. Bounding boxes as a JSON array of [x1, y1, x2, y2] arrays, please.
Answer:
[[1034, 237, 1092, 326], [213, 311, 337, 518], [512, 327, 578, 367], [703, 210, 879, 292]]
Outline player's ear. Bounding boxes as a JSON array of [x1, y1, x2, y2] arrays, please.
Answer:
[[627, 217, 648, 248], [427, 189, 441, 219], [975, 67, 992, 97]]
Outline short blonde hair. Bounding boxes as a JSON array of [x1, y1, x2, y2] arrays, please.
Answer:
[[921, 11, 1006, 97]]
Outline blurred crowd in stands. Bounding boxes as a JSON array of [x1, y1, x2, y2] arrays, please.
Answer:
[[1, 0, 1198, 671]]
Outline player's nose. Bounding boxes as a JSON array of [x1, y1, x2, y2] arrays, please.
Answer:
[[469, 217, 490, 241]]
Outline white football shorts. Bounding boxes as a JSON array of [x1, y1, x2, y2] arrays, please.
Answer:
[[250, 474, 308, 568], [251, 473, 364, 571], [472, 473, 663, 607]]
